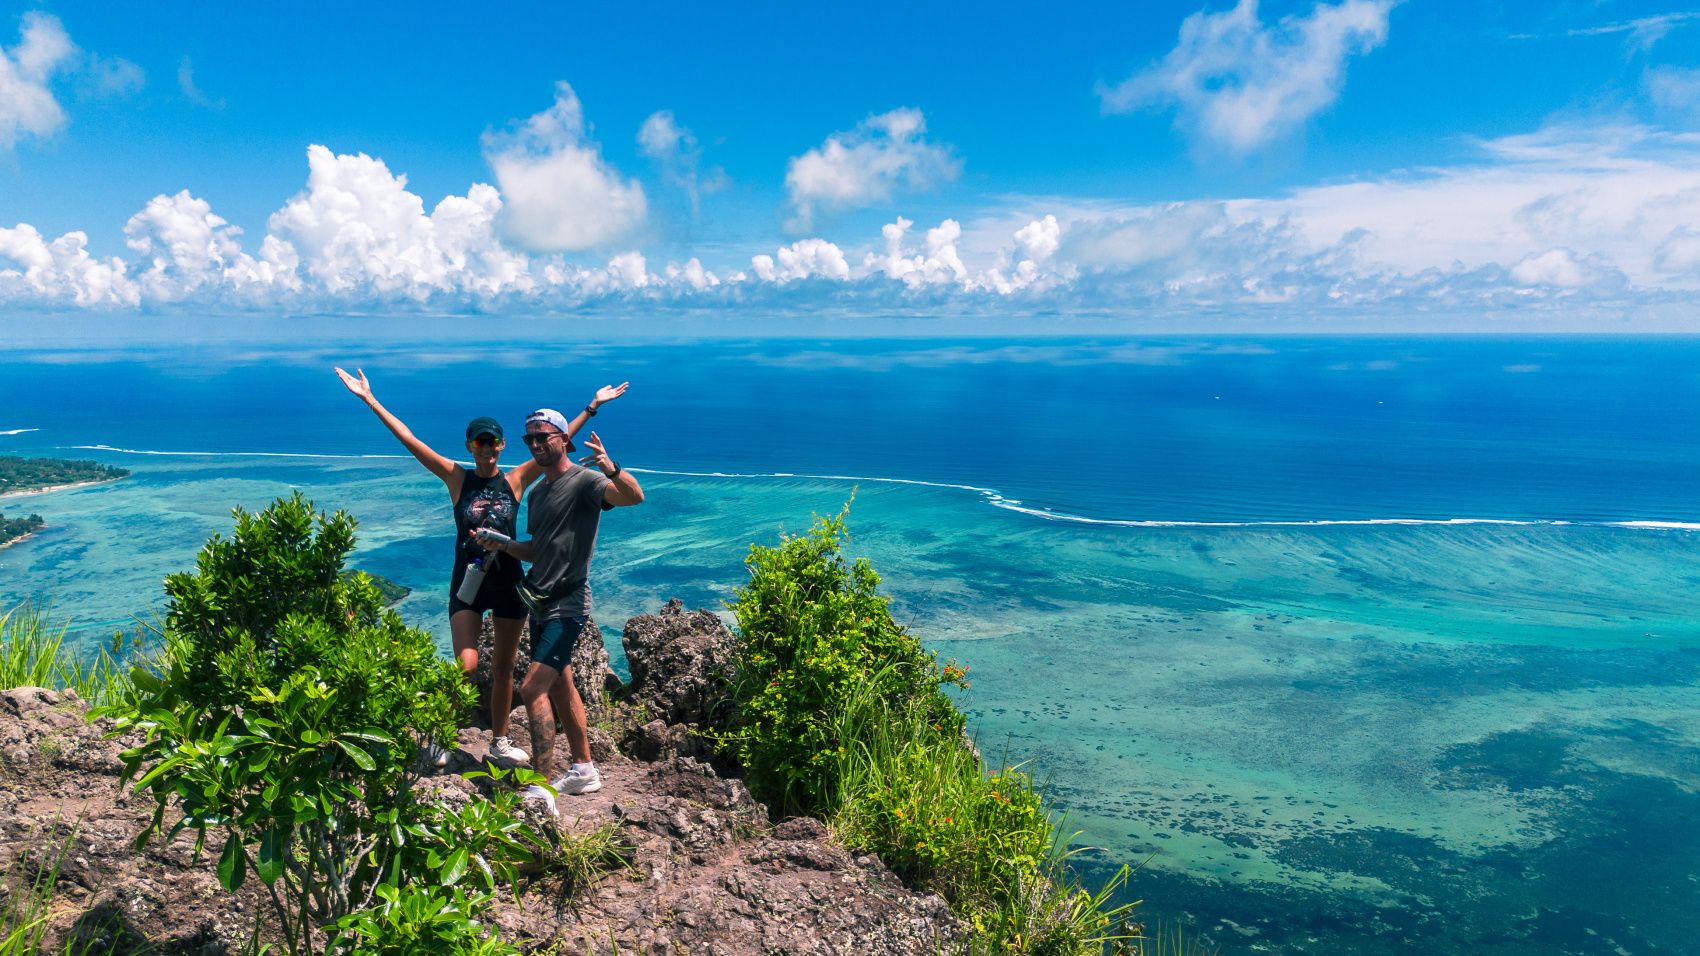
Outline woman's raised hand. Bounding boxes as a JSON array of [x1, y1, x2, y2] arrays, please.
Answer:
[[335, 367, 373, 402]]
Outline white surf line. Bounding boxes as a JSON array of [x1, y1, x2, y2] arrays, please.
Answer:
[[50, 454, 1700, 532], [69, 444, 410, 461], [631, 468, 1699, 531], [0, 427, 39, 436]]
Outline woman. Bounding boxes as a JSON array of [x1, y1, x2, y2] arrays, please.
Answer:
[[335, 367, 627, 766]]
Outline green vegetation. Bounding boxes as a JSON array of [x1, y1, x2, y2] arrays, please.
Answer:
[[0, 603, 138, 707], [0, 823, 66, 954], [2, 490, 1212, 954], [0, 456, 128, 495], [344, 570, 411, 606], [722, 505, 965, 816], [0, 512, 43, 547], [719, 506, 1199, 955], [99, 493, 548, 954]]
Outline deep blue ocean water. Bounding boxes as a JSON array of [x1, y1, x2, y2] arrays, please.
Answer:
[[3, 334, 1698, 954]]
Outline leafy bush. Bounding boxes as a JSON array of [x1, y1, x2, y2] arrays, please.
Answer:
[[722, 505, 1143, 954], [100, 493, 544, 953], [723, 504, 964, 815]]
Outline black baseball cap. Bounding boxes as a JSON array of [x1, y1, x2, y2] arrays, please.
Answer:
[[465, 416, 503, 441]]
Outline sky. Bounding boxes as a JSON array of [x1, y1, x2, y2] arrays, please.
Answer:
[[3, 0, 1700, 329]]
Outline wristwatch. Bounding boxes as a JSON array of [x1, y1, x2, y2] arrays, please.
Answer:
[[583, 404, 598, 417], [607, 460, 622, 477]]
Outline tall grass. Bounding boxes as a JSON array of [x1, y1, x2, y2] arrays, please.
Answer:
[[0, 602, 141, 707], [0, 822, 103, 955], [827, 666, 1142, 953]]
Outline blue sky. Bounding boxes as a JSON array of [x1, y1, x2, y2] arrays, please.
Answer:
[[3, 0, 1700, 327]]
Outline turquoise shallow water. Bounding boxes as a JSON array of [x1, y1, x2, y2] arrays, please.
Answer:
[[3, 335, 1699, 953], [6, 456, 1698, 954]]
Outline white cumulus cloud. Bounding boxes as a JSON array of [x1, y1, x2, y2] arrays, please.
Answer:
[[863, 216, 969, 288], [1100, 0, 1394, 154], [784, 108, 960, 230], [267, 144, 532, 300], [485, 82, 648, 252], [752, 238, 851, 282], [0, 223, 135, 306]]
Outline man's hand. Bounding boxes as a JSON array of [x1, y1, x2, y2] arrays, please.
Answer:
[[474, 528, 514, 553], [335, 367, 374, 402], [578, 432, 614, 471], [593, 382, 630, 408], [583, 432, 645, 506]]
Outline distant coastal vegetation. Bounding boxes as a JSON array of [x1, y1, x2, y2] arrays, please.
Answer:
[[351, 570, 411, 606], [0, 511, 44, 547], [0, 455, 130, 496]]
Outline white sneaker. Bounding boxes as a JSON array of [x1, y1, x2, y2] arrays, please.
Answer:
[[420, 741, 450, 769], [552, 763, 602, 796], [489, 736, 530, 766], [522, 784, 558, 818]]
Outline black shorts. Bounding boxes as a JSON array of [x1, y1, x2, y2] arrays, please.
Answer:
[[530, 615, 586, 671], [448, 565, 526, 620]]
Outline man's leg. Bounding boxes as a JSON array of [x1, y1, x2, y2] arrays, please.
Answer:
[[556, 666, 592, 766], [524, 616, 600, 795], [516, 661, 560, 779]]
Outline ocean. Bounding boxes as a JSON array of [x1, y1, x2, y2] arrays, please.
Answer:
[[2, 333, 1697, 954]]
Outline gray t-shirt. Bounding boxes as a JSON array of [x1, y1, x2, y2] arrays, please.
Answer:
[[523, 464, 612, 618]]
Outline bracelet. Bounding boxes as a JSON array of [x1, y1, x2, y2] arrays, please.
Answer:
[[607, 460, 622, 478], [583, 404, 598, 417]]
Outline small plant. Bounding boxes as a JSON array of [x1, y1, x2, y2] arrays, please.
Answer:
[[331, 883, 514, 955]]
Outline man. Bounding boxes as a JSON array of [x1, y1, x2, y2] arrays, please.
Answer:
[[476, 408, 644, 816]]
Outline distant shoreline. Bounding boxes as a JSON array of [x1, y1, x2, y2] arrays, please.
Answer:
[[0, 530, 35, 551], [0, 476, 126, 499]]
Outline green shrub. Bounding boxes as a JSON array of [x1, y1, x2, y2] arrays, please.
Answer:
[[723, 504, 964, 816], [99, 493, 543, 954], [722, 505, 1144, 954]]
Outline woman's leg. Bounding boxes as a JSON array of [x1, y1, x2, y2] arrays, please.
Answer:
[[490, 617, 523, 738], [449, 608, 482, 676]]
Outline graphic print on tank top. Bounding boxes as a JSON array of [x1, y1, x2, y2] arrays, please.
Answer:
[[455, 472, 519, 566]]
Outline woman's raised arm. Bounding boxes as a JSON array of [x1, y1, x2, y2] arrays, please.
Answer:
[[335, 367, 461, 492]]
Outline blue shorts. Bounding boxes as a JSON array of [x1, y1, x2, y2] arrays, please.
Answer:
[[530, 615, 586, 672]]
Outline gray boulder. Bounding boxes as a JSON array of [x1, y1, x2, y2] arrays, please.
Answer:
[[619, 597, 735, 727]]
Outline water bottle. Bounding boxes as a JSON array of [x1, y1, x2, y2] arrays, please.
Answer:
[[456, 554, 487, 603]]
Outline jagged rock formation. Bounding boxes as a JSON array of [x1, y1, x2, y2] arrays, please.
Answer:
[[0, 601, 963, 955]]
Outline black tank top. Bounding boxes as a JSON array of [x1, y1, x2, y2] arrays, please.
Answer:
[[453, 467, 521, 581]]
